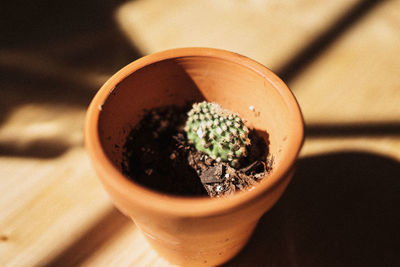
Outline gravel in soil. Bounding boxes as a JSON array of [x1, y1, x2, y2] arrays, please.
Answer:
[[122, 105, 272, 197]]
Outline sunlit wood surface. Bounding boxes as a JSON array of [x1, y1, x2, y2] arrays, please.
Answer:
[[1, 0, 399, 266]]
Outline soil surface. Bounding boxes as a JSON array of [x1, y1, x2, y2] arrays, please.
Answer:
[[122, 105, 272, 197]]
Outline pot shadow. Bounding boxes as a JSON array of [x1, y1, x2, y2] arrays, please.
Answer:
[[225, 151, 400, 267]]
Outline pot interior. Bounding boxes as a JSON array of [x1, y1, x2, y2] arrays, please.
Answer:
[[98, 55, 297, 180]]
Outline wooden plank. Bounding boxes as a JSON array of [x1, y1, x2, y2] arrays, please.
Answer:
[[0, 147, 112, 266], [290, 0, 400, 159], [116, 0, 360, 70], [0, 27, 139, 266], [1, 0, 399, 266]]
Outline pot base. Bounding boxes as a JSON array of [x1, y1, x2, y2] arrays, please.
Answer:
[[138, 219, 258, 266]]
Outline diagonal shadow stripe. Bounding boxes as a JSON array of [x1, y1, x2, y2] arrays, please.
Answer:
[[45, 208, 132, 267], [306, 122, 400, 137], [276, 0, 384, 83]]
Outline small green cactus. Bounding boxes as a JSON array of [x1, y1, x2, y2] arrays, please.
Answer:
[[184, 101, 251, 167]]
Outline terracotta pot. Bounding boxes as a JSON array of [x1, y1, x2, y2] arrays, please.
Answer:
[[85, 48, 304, 266]]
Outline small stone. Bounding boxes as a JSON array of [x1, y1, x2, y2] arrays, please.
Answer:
[[205, 157, 214, 165], [249, 105, 255, 111], [160, 120, 168, 128], [231, 159, 239, 167], [215, 185, 223, 192], [199, 165, 223, 183], [145, 169, 153, 176]]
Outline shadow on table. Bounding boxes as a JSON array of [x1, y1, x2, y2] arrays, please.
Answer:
[[0, 0, 386, 160], [306, 122, 400, 137], [47, 208, 132, 266], [0, 139, 71, 158], [0, 0, 141, 159], [226, 151, 400, 267], [276, 0, 385, 83]]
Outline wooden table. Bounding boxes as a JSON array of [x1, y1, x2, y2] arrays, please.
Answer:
[[1, 0, 399, 266]]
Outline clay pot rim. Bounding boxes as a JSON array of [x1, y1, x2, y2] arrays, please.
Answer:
[[85, 47, 304, 217]]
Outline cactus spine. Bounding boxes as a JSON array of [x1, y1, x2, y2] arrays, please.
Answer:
[[184, 101, 250, 167]]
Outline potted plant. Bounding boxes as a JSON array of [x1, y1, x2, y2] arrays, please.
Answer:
[[85, 48, 304, 266]]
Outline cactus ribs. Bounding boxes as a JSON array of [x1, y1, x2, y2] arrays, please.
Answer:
[[121, 104, 271, 197], [184, 102, 251, 168]]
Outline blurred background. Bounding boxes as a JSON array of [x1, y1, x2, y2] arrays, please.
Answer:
[[1, 0, 399, 266]]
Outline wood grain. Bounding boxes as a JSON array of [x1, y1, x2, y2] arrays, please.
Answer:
[[1, 0, 399, 266], [116, 0, 360, 70]]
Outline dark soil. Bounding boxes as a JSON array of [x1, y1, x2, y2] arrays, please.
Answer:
[[121, 105, 272, 197]]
